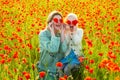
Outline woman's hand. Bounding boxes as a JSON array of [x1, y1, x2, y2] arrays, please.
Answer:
[[60, 23, 66, 42], [48, 22, 55, 37]]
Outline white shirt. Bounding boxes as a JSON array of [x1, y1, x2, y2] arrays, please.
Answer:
[[65, 28, 83, 57]]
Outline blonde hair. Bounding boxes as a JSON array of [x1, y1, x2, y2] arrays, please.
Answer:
[[65, 13, 78, 22], [47, 11, 62, 25]]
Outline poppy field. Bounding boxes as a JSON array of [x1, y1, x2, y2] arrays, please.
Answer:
[[0, 0, 120, 80]]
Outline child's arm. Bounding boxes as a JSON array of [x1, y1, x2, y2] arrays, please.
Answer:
[[73, 28, 84, 57]]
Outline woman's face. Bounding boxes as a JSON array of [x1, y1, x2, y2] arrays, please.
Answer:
[[52, 15, 63, 31]]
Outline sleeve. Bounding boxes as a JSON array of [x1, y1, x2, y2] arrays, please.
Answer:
[[73, 28, 83, 44], [60, 39, 68, 53], [39, 31, 60, 54], [73, 28, 84, 57]]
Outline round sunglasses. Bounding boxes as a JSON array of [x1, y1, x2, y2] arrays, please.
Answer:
[[53, 18, 63, 23], [66, 20, 78, 26]]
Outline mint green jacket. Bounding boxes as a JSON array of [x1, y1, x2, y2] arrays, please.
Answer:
[[37, 29, 68, 73]]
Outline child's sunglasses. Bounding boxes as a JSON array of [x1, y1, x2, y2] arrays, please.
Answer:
[[66, 20, 78, 26]]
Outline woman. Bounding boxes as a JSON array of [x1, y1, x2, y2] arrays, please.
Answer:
[[60, 13, 84, 77], [36, 11, 68, 80]]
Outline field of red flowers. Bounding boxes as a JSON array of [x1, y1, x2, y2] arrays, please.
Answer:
[[0, 0, 120, 80]]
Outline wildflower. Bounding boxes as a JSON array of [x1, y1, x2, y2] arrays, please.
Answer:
[[27, 43, 32, 49], [63, 75, 68, 79], [24, 73, 30, 80], [89, 59, 94, 64], [16, 27, 22, 32], [86, 40, 93, 47], [31, 24, 35, 27], [32, 64, 35, 70], [59, 77, 66, 80], [56, 62, 63, 68], [89, 68, 94, 74], [0, 59, 5, 64], [88, 51, 93, 55], [23, 71, 27, 75], [18, 76, 23, 80], [84, 76, 92, 80], [107, 51, 116, 59], [14, 68, 17, 73], [18, 38, 23, 43], [4, 45, 10, 51], [22, 58, 27, 64], [39, 71, 46, 78], [13, 51, 18, 59], [85, 65, 90, 70], [22, 71, 30, 80], [98, 52, 103, 56], [78, 56, 84, 63]]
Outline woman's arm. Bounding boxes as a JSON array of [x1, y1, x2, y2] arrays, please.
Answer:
[[39, 31, 60, 53], [60, 24, 68, 53]]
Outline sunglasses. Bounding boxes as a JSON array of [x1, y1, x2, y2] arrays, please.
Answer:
[[66, 20, 78, 26], [53, 18, 63, 23]]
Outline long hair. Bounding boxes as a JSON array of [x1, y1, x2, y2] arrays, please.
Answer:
[[46, 11, 62, 27]]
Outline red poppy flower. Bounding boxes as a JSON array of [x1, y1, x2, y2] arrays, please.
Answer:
[[63, 75, 68, 79], [39, 71, 46, 78], [24, 73, 30, 79], [0, 59, 5, 64], [32, 64, 35, 70], [84, 76, 92, 80], [89, 59, 94, 64], [89, 68, 94, 74], [56, 62, 63, 68], [59, 77, 66, 80], [4, 45, 10, 51], [22, 71, 30, 79], [78, 57, 84, 63], [85, 65, 90, 70], [98, 53, 103, 56], [86, 40, 93, 47], [13, 51, 18, 59], [117, 27, 120, 32]]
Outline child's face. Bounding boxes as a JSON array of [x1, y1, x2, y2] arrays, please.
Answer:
[[66, 16, 78, 32]]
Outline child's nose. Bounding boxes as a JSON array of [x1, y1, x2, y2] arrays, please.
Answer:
[[70, 26, 74, 29]]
